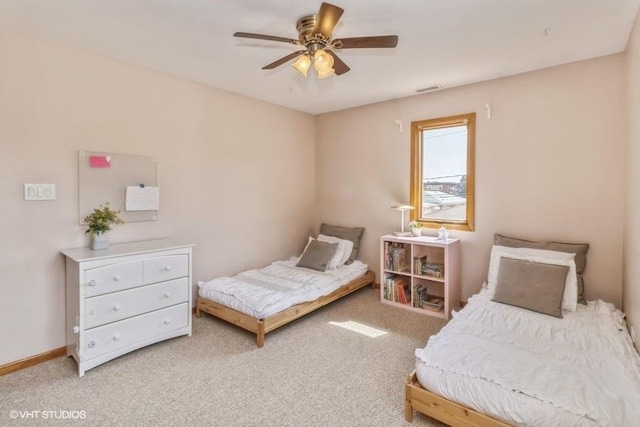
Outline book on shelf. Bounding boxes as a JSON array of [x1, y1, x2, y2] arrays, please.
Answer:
[[389, 244, 407, 272], [384, 241, 391, 270], [383, 274, 395, 301], [412, 283, 426, 308], [422, 262, 444, 278], [396, 281, 408, 304], [410, 283, 444, 311], [421, 295, 444, 312], [413, 255, 427, 275], [384, 274, 409, 304]]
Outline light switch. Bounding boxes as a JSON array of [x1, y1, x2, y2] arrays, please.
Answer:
[[24, 183, 56, 201]]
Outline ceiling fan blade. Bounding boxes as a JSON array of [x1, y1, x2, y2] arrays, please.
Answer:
[[314, 2, 344, 38], [262, 50, 307, 70], [234, 32, 299, 45], [333, 35, 399, 49], [326, 50, 350, 75]]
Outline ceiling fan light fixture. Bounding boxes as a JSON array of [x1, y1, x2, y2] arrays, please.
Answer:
[[292, 54, 311, 77], [234, 3, 398, 78], [313, 49, 334, 74]]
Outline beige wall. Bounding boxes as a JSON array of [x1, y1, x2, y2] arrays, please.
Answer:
[[0, 30, 316, 366], [317, 55, 626, 306], [624, 9, 640, 347], [0, 22, 634, 367]]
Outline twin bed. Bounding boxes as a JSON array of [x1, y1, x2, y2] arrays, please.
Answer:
[[195, 224, 374, 347], [406, 234, 640, 426]]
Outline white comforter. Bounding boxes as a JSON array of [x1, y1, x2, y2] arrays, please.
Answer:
[[415, 290, 640, 426], [198, 258, 369, 318]]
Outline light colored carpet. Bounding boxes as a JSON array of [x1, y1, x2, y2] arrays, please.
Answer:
[[0, 287, 447, 426]]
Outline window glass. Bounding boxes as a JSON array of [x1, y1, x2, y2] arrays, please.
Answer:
[[410, 113, 475, 231]]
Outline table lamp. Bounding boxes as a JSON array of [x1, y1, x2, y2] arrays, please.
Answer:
[[391, 205, 415, 236]]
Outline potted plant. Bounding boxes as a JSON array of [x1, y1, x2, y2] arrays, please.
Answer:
[[84, 202, 124, 250], [408, 221, 422, 237]]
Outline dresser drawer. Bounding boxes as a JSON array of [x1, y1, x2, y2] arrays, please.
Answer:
[[85, 260, 144, 297], [144, 254, 189, 284], [83, 303, 188, 361], [85, 277, 189, 329]]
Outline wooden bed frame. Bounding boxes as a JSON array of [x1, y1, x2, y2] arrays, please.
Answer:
[[405, 370, 511, 427], [195, 270, 376, 347]]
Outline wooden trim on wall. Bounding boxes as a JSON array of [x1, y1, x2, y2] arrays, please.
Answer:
[[0, 346, 66, 377]]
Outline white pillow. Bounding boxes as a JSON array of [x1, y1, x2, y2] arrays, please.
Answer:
[[487, 245, 578, 312], [317, 234, 353, 268]]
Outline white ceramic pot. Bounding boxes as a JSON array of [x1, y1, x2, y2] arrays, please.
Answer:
[[90, 231, 109, 250], [411, 227, 422, 237]]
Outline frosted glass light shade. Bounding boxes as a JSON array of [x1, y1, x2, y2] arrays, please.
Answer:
[[292, 54, 311, 77], [317, 68, 335, 79], [314, 49, 334, 74]]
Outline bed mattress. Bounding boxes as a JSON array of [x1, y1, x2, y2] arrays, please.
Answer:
[[198, 258, 369, 319], [415, 289, 640, 426]]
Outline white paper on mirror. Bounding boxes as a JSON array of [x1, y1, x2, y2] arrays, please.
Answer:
[[125, 186, 159, 211]]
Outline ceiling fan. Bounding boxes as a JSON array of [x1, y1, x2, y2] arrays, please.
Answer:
[[233, 2, 398, 79]]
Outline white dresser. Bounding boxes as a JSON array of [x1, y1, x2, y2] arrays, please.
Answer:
[[61, 239, 194, 376]]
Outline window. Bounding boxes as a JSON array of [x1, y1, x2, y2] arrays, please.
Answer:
[[410, 113, 475, 231]]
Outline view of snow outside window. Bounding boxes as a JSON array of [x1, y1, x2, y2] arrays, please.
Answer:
[[421, 125, 467, 221]]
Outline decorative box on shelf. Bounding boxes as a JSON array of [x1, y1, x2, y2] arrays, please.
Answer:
[[380, 234, 460, 319]]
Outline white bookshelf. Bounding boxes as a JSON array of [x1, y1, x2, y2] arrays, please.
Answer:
[[380, 234, 460, 319]]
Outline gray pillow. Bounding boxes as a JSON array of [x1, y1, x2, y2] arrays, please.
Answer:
[[492, 257, 569, 318], [494, 233, 589, 304], [296, 239, 339, 272], [319, 223, 364, 265]]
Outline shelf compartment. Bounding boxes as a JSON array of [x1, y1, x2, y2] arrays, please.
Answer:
[[383, 241, 411, 274], [382, 273, 412, 305], [412, 278, 444, 311]]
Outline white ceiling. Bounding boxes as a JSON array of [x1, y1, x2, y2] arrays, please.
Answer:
[[1, 1, 639, 115]]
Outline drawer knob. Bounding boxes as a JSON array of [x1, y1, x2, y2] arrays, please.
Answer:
[[88, 280, 97, 287], [163, 319, 171, 325], [163, 292, 171, 299], [113, 305, 121, 312], [113, 275, 121, 281], [113, 334, 120, 341], [88, 341, 96, 349], [164, 266, 172, 272]]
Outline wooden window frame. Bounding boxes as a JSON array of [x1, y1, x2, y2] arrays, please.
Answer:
[[410, 113, 475, 232]]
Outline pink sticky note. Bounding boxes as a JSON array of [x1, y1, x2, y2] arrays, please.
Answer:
[[89, 156, 110, 168]]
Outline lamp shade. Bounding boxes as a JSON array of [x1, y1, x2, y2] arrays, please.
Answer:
[[391, 205, 415, 211], [292, 54, 311, 77], [316, 67, 335, 79], [314, 49, 334, 74]]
